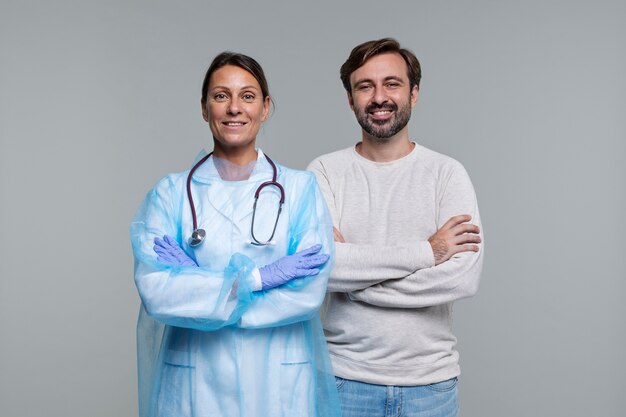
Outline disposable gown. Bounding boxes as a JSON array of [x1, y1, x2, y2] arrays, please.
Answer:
[[130, 150, 340, 417]]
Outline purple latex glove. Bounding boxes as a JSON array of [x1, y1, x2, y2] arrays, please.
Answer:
[[259, 244, 329, 290], [153, 235, 198, 267]]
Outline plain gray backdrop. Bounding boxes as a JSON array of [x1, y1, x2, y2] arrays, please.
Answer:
[[1, 1, 624, 416]]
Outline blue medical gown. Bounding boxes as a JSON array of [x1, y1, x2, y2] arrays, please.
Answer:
[[130, 151, 340, 417]]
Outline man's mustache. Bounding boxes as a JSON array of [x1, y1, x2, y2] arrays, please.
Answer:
[[365, 103, 397, 113]]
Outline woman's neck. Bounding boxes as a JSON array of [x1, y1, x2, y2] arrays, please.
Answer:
[[212, 141, 258, 166]]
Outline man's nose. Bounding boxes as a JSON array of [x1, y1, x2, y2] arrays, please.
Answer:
[[372, 87, 388, 105]]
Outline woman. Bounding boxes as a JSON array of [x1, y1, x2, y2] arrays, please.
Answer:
[[130, 52, 340, 417]]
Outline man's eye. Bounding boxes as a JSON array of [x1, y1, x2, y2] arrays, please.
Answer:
[[386, 83, 400, 88], [357, 85, 372, 91]]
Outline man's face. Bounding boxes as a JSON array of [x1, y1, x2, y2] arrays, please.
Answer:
[[348, 52, 418, 140]]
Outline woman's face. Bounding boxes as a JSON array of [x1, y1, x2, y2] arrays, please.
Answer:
[[202, 65, 270, 150]]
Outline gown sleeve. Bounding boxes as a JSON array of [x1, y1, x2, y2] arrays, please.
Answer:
[[237, 172, 335, 329], [131, 175, 258, 331]]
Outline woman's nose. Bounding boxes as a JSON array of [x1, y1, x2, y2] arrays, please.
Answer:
[[227, 99, 241, 115]]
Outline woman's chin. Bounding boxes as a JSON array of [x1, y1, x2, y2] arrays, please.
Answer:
[[213, 136, 256, 150]]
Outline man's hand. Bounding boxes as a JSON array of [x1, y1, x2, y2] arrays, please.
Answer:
[[333, 227, 346, 243], [428, 215, 481, 265]]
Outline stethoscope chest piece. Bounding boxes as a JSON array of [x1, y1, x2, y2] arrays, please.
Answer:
[[189, 229, 206, 247]]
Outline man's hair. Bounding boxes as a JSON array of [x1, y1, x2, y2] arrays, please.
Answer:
[[340, 38, 421, 94]]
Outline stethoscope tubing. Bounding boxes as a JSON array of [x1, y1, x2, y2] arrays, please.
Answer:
[[186, 151, 284, 247], [186, 153, 213, 234]]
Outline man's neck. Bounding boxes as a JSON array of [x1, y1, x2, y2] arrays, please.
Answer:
[[356, 131, 414, 162]]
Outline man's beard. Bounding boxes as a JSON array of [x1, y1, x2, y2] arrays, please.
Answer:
[[355, 99, 412, 140]]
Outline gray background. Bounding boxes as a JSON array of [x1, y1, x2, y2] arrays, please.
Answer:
[[1, 1, 624, 416]]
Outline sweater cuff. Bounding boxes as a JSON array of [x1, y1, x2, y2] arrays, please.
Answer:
[[410, 241, 436, 270]]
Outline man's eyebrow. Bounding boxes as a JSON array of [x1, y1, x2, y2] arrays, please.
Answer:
[[352, 78, 373, 87], [384, 76, 405, 83], [352, 75, 405, 86]]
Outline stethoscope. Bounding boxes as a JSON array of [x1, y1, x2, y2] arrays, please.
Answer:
[[186, 152, 285, 247]]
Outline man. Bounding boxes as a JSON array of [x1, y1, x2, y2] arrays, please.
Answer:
[[308, 38, 484, 417]]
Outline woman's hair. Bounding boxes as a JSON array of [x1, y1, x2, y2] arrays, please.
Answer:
[[339, 38, 421, 94], [201, 52, 271, 104]]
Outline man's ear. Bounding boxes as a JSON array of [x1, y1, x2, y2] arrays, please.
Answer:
[[347, 91, 355, 111], [410, 85, 419, 108]]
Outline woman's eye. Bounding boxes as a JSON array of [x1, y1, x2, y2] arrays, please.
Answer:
[[214, 93, 228, 101], [242, 94, 255, 101]]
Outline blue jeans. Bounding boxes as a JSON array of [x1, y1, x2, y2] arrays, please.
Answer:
[[335, 377, 458, 417]]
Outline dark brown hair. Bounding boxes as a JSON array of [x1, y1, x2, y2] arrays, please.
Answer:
[[201, 52, 271, 104], [340, 38, 421, 94]]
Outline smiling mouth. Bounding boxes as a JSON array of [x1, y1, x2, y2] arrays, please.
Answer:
[[223, 121, 246, 126], [368, 109, 395, 122], [366, 103, 397, 117]]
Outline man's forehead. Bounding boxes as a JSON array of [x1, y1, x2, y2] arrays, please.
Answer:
[[350, 52, 409, 84]]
